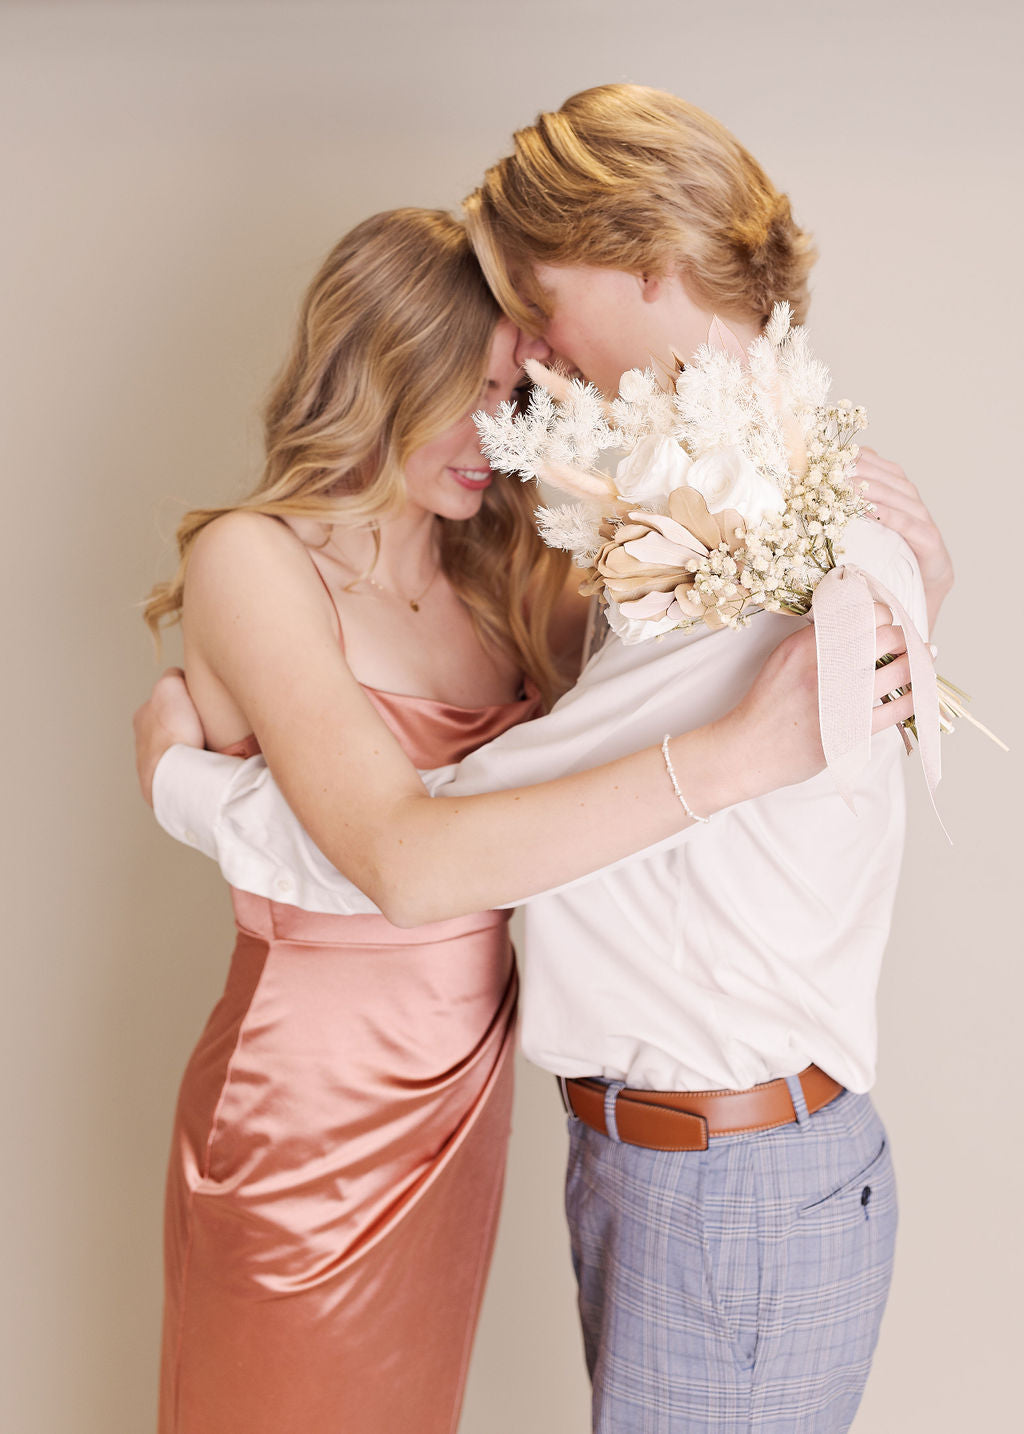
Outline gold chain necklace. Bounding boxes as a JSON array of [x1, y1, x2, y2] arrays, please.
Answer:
[[361, 563, 440, 613], [326, 533, 438, 610]]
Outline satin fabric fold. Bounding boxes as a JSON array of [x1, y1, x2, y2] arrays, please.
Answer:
[[160, 681, 540, 1434]]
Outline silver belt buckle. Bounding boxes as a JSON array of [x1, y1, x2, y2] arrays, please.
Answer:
[[557, 1075, 579, 1120]]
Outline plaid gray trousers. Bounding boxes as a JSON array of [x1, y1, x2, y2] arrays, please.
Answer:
[[565, 1085, 897, 1433]]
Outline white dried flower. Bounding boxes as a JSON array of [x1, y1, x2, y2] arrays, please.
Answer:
[[615, 434, 693, 503], [534, 503, 604, 564], [687, 446, 787, 522]]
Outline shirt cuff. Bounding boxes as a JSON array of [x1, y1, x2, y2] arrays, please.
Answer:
[[152, 745, 246, 859]]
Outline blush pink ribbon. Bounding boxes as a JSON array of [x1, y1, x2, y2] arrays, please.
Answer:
[[811, 564, 949, 841]]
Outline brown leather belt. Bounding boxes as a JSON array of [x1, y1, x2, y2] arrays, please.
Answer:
[[560, 1065, 844, 1152]]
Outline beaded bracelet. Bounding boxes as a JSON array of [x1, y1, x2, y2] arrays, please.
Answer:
[[661, 735, 711, 825]]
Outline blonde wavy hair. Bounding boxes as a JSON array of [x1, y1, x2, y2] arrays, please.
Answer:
[[465, 84, 817, 331], [144, 208, 570, 707]]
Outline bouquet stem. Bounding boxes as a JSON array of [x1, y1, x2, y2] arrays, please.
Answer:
[[875, 655, 1008, 751]]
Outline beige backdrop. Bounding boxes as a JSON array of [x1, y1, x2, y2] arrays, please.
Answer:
[[3, 2, 1021, 1431]]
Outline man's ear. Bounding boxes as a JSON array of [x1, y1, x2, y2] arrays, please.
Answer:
[[637, 272, 664, 303]]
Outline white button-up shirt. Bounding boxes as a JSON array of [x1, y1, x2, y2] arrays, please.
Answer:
[[154, 520, 926, 1094]]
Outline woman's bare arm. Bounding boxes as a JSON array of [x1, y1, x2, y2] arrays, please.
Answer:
[[173, 511, 912, 927]]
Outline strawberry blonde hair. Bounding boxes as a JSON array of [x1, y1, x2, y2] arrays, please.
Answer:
[[145, 208, 570, 707], [464, 84, 817, 331]]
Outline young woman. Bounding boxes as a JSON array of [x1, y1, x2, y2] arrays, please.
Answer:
[[142, 206, 917, 1434]]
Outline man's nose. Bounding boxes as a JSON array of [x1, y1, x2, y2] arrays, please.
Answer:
[[514, 330, 552, 367]]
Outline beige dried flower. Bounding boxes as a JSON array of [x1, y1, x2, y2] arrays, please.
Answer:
[[581, 488, 747, 631]]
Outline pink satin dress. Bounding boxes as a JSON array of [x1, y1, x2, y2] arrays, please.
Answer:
[[159, 681, 540, 1434]]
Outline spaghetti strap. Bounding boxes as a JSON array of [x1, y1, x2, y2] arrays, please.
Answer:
[[306, 551, 346, 651]]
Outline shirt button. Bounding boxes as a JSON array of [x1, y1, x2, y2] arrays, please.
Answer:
[[275, 877, 293, 894], [184, 829, 198, 845]]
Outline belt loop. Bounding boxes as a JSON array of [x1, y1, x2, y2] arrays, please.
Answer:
[[604, 1081, 626, 1143], [786, 1072, 811, 1127], [558, 1075, 579, 1121]]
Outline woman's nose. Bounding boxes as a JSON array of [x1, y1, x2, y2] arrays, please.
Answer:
[[514, 330, 552, 367]]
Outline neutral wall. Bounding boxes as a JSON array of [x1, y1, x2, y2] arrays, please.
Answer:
[[3, 3, 1020, 1431]]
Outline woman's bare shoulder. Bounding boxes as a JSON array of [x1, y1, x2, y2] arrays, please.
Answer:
[[185, 510, 321, 601], [181, 509, 348, 739], [182, 509, 336, 663], [188, 508, 309, 567]]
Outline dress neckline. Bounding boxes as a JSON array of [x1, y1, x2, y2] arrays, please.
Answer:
[[216, 552, 539, 757], [362, 680, 533, 713], [217, 678, 538, 760], [308, 549, 530, 715]]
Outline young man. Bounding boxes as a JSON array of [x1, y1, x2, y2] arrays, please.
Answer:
[[137, 88, 952, 1433]]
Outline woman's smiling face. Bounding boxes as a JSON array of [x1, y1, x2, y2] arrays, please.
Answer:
[[402, 318, 530, 520]]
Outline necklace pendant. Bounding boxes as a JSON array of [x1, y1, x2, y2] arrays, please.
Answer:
[[409, 600, 420, 613]]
